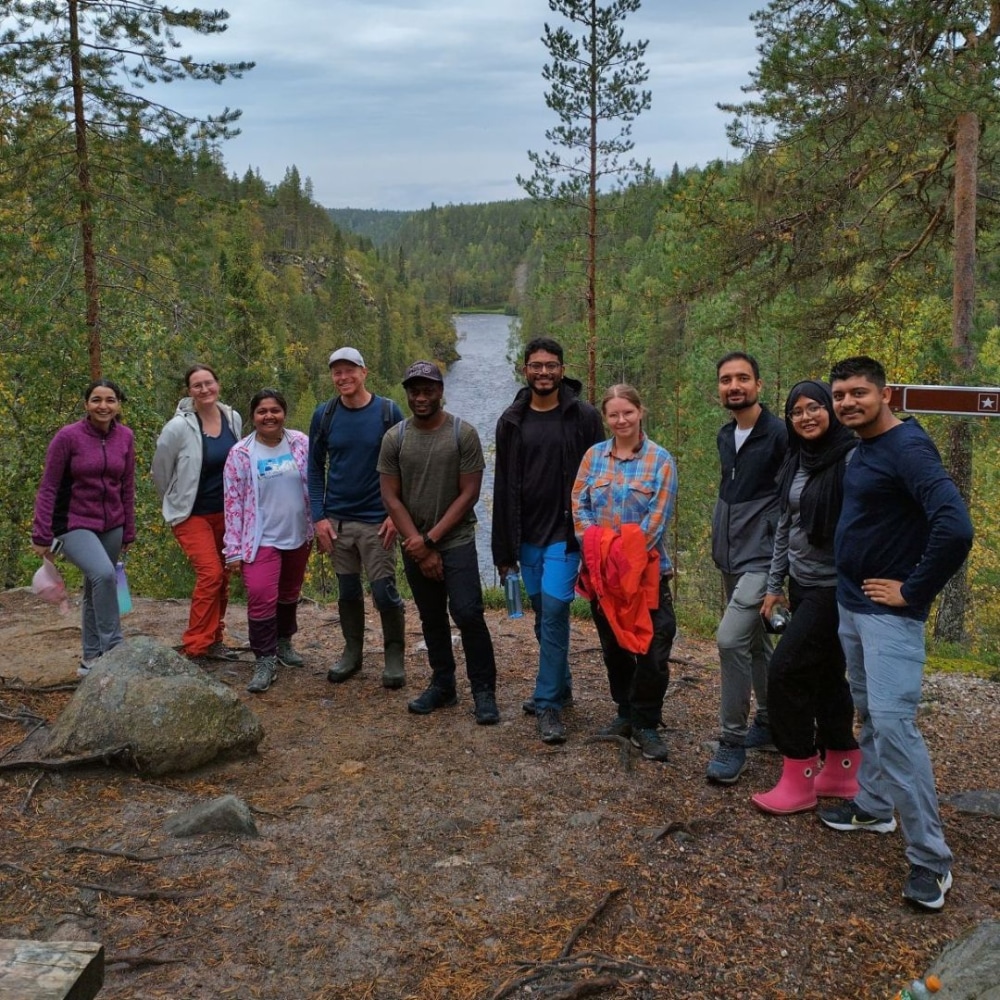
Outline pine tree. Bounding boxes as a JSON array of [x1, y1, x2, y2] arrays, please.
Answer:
[[518, 0, 651, 401], [0, 0, 253, 377]]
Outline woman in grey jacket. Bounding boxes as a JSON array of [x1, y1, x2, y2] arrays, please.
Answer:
[[152, 364, 242, 659]]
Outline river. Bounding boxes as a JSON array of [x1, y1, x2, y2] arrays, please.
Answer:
[[443, 313, 521, 585]]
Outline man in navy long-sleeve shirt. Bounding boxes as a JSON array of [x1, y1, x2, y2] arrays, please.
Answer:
[[819, 356, 973, 912]]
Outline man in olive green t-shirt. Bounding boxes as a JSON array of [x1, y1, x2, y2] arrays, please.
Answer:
[[378, 360, 499, 725]]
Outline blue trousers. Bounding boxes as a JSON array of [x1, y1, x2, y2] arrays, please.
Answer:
[[520, 541, 578, 711], [839, 605, 952, 874]]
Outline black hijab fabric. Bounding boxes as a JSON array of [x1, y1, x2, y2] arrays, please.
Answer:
[[775, 380, 856, 546]]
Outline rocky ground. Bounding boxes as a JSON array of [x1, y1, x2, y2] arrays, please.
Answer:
[[1, 587, 998, 1000]]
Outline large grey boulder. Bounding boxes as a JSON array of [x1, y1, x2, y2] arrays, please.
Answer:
[[44, 636, 264, 775], [930, 921, 1000, 999]]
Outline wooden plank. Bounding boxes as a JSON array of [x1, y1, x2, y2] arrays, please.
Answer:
[[0, 939, 104, 1000]]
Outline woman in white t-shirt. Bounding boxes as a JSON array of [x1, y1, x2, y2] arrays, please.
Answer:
[[223, 388, 314, 693]]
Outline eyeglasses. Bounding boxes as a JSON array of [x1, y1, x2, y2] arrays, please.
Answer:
[[789, 402, 825, 421], [526, 362, 562, 373], [189, 380, 217, 392]]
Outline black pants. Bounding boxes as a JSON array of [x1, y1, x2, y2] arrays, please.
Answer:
[[767, 578, 858, 758], [592, 576, 676, 729], [403, 540, 497, 694]]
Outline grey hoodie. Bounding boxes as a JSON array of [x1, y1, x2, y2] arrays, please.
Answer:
[[152, 397, 242, 526]]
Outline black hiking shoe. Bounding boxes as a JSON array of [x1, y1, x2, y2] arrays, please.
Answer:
[[473, 690, 500, 725], [407, 685, 458, 715]]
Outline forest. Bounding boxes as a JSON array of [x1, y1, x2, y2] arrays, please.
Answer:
[[3, 0, 999, 663]]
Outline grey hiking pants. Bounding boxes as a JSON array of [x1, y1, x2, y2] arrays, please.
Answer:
[[59, 526, 124, 662]]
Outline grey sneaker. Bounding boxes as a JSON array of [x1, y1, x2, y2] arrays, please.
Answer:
[[744, 718, 776, 751], [903, 865, 953, 911], [706, 742, 747, 784], [817, 799, 897, 834], [521, 690, 574, 715], [631, 727, 670, 762], [537, 707, 566, 745], [77, 659, 96, 678], [247, 655, 277, 693], [276, 637, 304, 668]]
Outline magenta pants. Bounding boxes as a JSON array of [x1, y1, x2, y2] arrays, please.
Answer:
[[241, 542, 312, 621]]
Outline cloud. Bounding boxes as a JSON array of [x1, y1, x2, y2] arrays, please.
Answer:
[[156, 1, 759, 209]]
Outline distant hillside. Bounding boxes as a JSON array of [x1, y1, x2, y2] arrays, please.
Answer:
[[326, 208, 415, 246]]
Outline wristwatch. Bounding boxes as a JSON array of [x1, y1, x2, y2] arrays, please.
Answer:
[[421, 532, 436, 550]]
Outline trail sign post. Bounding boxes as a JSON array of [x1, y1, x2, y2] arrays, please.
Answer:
[[888, 384, 1000, 417]]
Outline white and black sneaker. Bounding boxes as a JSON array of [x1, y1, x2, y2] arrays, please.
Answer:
[[903, 865, 953, 911], [818, 799, 897, 834]]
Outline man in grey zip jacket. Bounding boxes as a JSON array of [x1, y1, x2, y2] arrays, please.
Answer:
[[707, 351, 788, 784]]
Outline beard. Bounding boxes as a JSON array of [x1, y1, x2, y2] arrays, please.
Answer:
[[724, 396, 757, 411], [531, 381, 559, 396]]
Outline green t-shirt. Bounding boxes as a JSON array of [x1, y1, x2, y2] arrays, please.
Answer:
[[377, 413, 485, 550]]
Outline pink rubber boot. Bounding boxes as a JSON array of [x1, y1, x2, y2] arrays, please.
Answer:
[[815, 749, 861, 799], [751, 755, 819, 815]]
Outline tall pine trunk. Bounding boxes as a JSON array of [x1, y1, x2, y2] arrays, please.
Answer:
[[934, 110, 977, 644]]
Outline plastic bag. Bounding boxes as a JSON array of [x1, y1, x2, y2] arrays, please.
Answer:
[[32, 558, 70, 615], [116, 560, 133, 615]]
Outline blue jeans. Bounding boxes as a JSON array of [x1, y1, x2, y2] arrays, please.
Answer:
[[520, 541, 578, 711], [839, 605, 952, 873], [403, 540, 496, 694]]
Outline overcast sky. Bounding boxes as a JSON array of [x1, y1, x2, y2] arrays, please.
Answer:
[[172, 1, 762, 211]]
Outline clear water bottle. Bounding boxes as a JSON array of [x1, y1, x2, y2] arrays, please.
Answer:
[[504, 571, 524, 619], [769, 606, 791, 632], [895, 976, 941, 1000], [116, 560, 133, 615]]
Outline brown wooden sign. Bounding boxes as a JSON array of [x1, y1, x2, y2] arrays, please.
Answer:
[[888, 384, 1000, 417]]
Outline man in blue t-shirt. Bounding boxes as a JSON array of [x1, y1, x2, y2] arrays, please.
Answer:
[[309, 347, 405, 688], [819, 355, 973, 913]]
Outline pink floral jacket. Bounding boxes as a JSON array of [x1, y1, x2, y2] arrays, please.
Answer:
[[222, 430, 314, 564]]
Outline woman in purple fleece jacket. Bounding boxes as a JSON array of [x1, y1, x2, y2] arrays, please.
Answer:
[[31, 379, 136, 675]]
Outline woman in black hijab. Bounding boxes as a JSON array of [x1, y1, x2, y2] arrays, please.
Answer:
[[751, 380, 860, 814]]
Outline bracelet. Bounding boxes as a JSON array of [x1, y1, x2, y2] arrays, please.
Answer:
[[421, 532, 436, 550]]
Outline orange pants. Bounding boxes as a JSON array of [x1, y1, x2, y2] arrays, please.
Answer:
[[173, 512, 229, 656]]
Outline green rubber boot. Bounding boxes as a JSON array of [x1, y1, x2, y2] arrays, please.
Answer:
[[379, 605, 406, 689], [327, 600, 365, 683]]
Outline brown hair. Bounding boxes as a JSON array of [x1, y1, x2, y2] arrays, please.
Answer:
[[600, 383, 645, 417], [185, 364, 219, 389]]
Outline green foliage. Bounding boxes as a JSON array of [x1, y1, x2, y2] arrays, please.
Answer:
[[0, 105, 455, 593]]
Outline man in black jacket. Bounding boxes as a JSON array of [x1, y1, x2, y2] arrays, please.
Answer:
[[707, 351, 788, 784], [493, 338, 604, 745]]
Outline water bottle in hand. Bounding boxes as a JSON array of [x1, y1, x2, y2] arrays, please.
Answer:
[[505, 571, 524, 619]]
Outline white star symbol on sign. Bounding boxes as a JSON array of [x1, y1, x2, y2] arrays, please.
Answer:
[[979, 394, 998, 411]]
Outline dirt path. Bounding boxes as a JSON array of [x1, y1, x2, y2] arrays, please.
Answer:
[[1, 588, 997, 999]]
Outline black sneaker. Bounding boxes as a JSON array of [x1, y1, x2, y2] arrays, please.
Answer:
[[537, 707, 566, 744], [473, 690, 500, 725], [595, 716, 632, 739], [817, 799, 897, 834], [902, 865, 953, 911], [631, 727, 669, 762], [407, 686, 458, 715]]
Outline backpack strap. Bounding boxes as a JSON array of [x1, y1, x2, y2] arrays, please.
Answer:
[[318, 395, 340, 446]]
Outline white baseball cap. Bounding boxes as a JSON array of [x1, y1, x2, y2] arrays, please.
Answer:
[[328, 347, 366, 367]]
